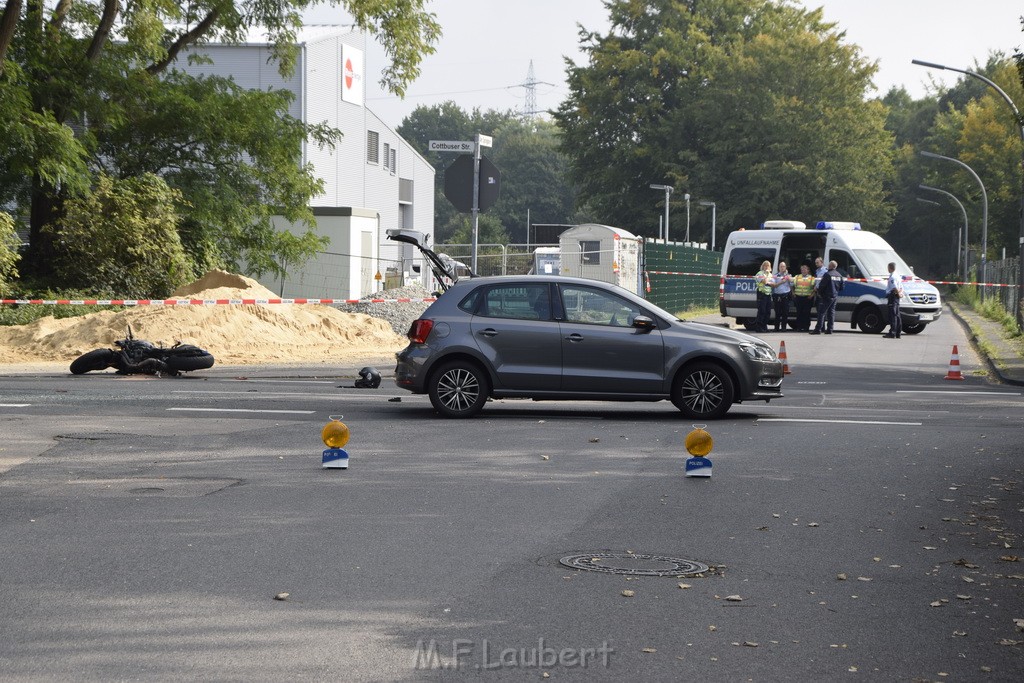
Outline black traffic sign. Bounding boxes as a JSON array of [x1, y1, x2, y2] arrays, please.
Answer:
[[443, 154, 500, 213]]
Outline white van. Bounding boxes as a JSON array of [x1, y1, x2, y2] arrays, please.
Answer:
[[719, 221, 942, 334]]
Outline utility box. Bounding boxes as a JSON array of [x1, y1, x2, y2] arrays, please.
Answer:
[[558, 224, 642, 294]]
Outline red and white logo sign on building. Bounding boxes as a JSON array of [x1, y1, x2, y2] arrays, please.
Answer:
[[341, 45, 363, 106]]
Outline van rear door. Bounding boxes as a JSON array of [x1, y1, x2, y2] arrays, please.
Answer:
[[779, 232, 826, 273]]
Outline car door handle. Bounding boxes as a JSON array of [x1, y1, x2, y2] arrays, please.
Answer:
[[478, 328, 498, 338], [564, 333, 584, 342]]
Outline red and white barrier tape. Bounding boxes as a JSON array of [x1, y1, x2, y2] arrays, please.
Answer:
[[647, 271, 1020, 288], [0, 297, 438, 306]]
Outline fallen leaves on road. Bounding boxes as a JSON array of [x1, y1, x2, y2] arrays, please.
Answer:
[[621, 590, 635, 598]]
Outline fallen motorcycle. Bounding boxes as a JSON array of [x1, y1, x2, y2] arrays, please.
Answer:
[[70, 326, 215, 376]]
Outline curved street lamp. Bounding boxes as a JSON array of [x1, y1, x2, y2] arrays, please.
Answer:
[[919, 184, 969, 278], [920, 150, 987, 290], [912, 59, 1024, 323]]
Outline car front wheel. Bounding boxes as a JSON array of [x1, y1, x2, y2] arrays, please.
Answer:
[[902, 323, 926, 335], [672, 362, 735, 420], [428, 360, 491, 418]]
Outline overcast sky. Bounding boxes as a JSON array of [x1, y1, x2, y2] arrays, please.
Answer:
[[308, 1, 1024, 130]]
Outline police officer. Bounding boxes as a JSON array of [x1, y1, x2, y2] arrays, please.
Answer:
[[810, 260, 844, 335], [883, 261, 903, 339], [792, 264, 816, 331], [772, 261, 793, 331], [754, 260, 774, 333]]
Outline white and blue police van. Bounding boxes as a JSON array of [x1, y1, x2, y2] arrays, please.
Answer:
[[719, 220, 942, 334]]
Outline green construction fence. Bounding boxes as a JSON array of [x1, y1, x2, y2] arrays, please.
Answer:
[[644, 243, 722, 314]]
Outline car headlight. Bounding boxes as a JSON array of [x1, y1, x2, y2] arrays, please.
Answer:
[[740, 342, 777, 362]]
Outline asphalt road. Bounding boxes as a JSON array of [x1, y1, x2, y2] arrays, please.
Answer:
[[1, 309, 1022, 682]]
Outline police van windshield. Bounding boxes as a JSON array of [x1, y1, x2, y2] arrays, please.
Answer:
[[856, 249, 913, 278]]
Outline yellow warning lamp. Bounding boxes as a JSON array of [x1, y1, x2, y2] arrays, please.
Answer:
[[321, 415, 350, 449], [685, 425, 713, 457]]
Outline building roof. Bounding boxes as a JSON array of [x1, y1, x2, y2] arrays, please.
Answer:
[[224, 24, 359, 47]]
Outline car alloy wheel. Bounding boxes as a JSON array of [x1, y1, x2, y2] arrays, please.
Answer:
[[428, 360, 490, 418], [672, 362, 734, 420]]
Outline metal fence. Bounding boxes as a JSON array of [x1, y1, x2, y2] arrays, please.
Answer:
[[984, 256, 1020, 319], [436, 241, 722, 313], [644, 243, 722, 314], [433, 243, 558, 277]]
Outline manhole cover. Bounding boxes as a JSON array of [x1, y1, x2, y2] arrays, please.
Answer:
[[559, 552, 709, 577]]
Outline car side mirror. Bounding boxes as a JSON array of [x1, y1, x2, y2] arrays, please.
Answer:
[[632, 315, 656, 331]]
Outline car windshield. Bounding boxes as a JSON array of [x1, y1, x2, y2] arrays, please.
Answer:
[[857, 249, 914, 278]]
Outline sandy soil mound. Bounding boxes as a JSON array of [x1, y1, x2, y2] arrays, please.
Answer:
[[0, 270, 408, 365]]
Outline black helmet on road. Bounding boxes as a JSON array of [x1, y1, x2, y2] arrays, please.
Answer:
[[354, 366, 381, 388]]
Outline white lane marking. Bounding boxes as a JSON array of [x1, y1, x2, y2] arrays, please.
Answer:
[[220, 379, 336, 384], [758, 405, 947, 414], [0, 403, 31, 407], [757, 418, 922, 426], [166, 408, 315, 415], [171, 390, 403, 400], [896, 390, 1021, 396]]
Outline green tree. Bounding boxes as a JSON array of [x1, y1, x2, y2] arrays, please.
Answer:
[[488, 118, 576, 243], [398, 102, 579, 244], [0, 211, 20, 294], [920, 58, 1023, 262], [45, 173, 192, 298], [554, 0, 895, 236], [0, 0, 440, 283]]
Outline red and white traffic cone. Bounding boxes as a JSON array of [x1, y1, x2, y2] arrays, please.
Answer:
[[778, 340, 792, 375], [944, 345, 964, 381]]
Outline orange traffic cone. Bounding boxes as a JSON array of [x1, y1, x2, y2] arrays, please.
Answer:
[[944, 345, 964, 381], [778, 340, 792, 375]]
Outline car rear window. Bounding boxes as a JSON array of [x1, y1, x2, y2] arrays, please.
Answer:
[[477, 284, 551, 320]]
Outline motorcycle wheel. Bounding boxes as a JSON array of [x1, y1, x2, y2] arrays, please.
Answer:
[[70, 349, 117, 375], [164, 349, 215, 373]]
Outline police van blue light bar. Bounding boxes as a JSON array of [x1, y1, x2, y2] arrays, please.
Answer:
[[815, 221, 861, 230]]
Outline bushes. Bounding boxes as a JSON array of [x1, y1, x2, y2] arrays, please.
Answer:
[[44, 173, 194, 299]]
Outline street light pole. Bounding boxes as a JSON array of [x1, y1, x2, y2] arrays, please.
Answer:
[[919, 184, 969, 279], [913, 59, 1024, 324], [684, 193, 691, 244], [650, 184, 674, 243], [699, 200, 717, 250], [920, 150, 987, 292]]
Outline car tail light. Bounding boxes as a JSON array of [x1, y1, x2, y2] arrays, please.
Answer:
[[407, 319, 434, 344]]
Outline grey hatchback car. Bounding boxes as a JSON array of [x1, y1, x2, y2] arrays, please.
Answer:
[[394, 275, 784, 419]]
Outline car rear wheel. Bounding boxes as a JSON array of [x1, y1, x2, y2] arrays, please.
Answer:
[[902, 323, 926, 335], [672, 362, 735, 420], [428, 360, 490, 418]]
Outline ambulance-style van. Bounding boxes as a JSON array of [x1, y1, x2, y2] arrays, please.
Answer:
[[719, 220, 942, 334]]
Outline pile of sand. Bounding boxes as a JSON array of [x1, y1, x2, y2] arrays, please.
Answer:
[[0, 270, 409, 366]]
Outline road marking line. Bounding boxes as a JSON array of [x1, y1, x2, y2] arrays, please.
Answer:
[[221, 379, 336, 384], [171, 390, 402, 400], [0, 403, 31, 407], [166, 407, 315, 414], [896, 390, 1021, 396], [758, 418, 923, 426]]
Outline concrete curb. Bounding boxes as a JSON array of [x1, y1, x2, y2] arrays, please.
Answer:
[[947, 303, 1024, 387]]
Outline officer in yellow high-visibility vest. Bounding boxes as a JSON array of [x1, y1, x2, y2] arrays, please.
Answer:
[[754, 260, 774, 333], [792, 264, 816, 331]]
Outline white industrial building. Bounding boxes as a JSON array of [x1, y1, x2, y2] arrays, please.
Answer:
[[177, 25, 435, 299]]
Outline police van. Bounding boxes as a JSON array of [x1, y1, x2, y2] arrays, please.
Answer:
[[719, 220, 942, 334]]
